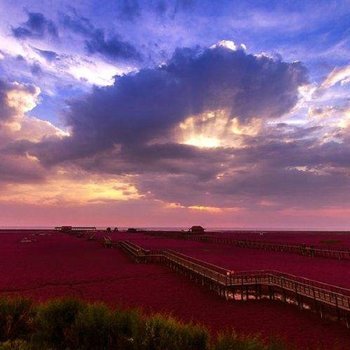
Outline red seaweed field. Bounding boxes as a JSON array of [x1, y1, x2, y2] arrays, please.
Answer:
[[1, 230, 350, 349]]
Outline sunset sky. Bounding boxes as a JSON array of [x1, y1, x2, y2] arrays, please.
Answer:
[[1, 0, 350, 228]]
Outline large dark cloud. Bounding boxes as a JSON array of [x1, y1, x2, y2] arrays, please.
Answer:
[[12, 12, 58, 39], [29, 45, 307, 165]]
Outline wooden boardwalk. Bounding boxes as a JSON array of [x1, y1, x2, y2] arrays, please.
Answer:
[[118, 240, 350, 328], [146, 231, 350, 260]]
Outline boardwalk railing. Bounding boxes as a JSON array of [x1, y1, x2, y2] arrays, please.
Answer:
[[183, 234, 350, 260], [183, 235, 350, 260], [233, 239, 350, 259], [163, 249, 350, 311], [118, 240, 350, 327], [145, 231, 350, 260], [118, 241, 163, 262]]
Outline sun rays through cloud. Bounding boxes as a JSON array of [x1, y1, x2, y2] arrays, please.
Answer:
[[178, 110, 262, 149]]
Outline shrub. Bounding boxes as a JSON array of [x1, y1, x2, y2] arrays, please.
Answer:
[[110, 308, 144, 350], [34, 298, 84, 349], [0, 297, 293, 350], [0, 340, 31, 350], [266, 337, 290, 350], [0, 297, 34, 342], [72, 302, 112, 350], [176, 322, 210, 350], [142, 314, 209, 350], [215, 331, 266, 350]]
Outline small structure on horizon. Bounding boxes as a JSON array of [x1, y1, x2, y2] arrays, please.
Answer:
[[55, 226, 96, 233], [189, 225, 205, 234], [55, 226, 72, 233], [127, 228, 138, 233]]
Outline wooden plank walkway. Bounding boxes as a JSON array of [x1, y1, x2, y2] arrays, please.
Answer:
[[185, 235, 350, 260], [145, 231, 350, 260], [118, 240, 350, 327]]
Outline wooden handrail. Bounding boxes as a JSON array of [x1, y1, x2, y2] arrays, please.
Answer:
[[163, 251, 350, 310], [183, 235, 350, 259], [118, 240, 350, 311], [165, 249, 228, 274]]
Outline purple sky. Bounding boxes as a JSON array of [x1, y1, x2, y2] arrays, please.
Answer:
[[1, 0, 350, 228]]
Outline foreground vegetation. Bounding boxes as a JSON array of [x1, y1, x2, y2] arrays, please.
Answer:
[[0, 297, 290, 350]]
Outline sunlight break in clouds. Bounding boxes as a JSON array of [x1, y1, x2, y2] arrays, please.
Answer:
[[178, 110, 261, 149]]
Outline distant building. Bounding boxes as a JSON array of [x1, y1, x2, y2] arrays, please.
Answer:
[[189, 226, 205, 234], [55, 226, 72, 232], [55, 226, 96, 232], [127, 228, 138, 233]]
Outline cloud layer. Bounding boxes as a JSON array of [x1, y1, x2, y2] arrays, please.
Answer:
[[2, 1, 350, 227]]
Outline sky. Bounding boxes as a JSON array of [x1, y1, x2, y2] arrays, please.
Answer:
[[1, 0, 350, 228]]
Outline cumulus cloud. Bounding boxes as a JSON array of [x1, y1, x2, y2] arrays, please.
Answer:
[[0, 77, 68, 186], [12, 11, 58, 39], [0, 78, 68, 143], [29, 44, 307, 165], [0, 79, 43, 132]]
